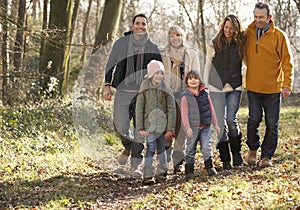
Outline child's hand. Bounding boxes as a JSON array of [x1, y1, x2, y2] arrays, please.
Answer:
[[139, 130, 149, 138], [186, 128, 193, 138]]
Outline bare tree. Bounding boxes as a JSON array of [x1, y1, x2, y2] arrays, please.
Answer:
[[0, 0, 9, 105], [294, 0, 300, 13], [13, 0, 26, 72], [80, 0, 93, 66], [39, 0, 74, 95], [61, 0, 80, 95], [93, 0, 122, 52]]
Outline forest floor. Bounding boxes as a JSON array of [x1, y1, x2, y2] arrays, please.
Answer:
[[0, 98, 300, 209]]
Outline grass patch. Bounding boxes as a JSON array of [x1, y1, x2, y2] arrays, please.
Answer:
[[0, 99, 299, 209]]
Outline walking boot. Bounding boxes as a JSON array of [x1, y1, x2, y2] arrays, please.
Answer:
[[217, 141, 232, 170], [117, 148, 130, 165], [229, 133, 243, 166], [155, 164, 168, 183], [204, 158, 218, 176], [185, 163, 195, 181], [143, 166, 155, 185], [173, 150, 184, 174], [261, 158, 273, 167], [247, 150, 257, 166]]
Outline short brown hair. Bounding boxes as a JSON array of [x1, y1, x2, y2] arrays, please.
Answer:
[[184, 70, 204, 87], [254, 2, 270, 16]]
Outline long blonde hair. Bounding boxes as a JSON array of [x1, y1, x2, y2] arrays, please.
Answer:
[[165, 25, 187, 49], [212, 15, 245, 59]]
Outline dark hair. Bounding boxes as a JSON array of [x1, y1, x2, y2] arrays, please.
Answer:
[[132, 13, 148, 24], [212, 14, 246, 59], [184, 70, 205, 87], [254, 2, 270, 16]]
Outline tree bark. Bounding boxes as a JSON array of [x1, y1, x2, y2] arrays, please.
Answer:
[[93, 0, 122, 53], [61, 0, 80, 95], [13, 0, 26, 72], [295, 0, 300, 14], [80, 0, 93, 65], [39, 0, 70, 95], [39, 0, 48, 74], [1, 0, 9, 105]]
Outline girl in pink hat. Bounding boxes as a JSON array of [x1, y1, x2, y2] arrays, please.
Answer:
[[135, 60, 176, 185]]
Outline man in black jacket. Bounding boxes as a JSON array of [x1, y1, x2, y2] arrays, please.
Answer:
[[104, 14, 162, 176]]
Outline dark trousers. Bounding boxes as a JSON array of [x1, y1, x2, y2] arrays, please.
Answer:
[[246, 91, 281, 159]]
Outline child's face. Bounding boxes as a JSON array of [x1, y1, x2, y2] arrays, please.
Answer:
[[151, 71, 164, 85], [187, 76, 200, 89]]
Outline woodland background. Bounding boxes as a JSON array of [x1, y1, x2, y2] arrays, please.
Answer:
[[0, 0, 299, 209], [0, 0, 299, 106]]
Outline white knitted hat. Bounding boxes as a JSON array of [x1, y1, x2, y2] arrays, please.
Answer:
[[146, 60, 165, 78]]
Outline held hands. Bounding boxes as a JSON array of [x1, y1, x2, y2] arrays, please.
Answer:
[[186, 128, 193, 138], [139, 130, 149, 138]]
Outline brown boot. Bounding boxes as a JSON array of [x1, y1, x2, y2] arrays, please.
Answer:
[[261, 158, 273, 167], [247, 150, 257, 166], [117, 148, 130, 165]]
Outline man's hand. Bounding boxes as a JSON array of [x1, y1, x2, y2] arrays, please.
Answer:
[[282, 87, 291, 98], [165, 130, 173, 141], [104, 85, 112, 101]]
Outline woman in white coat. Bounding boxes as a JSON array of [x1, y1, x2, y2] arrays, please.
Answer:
[[160, 25, 201, 173]]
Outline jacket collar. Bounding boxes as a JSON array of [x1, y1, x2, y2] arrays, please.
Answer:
[[248, 19, 275, 34]]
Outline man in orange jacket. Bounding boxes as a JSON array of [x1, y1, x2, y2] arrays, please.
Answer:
[[245, 2, 294, 167]]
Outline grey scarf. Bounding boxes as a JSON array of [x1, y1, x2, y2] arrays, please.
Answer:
[[125, 33, 149, 85]]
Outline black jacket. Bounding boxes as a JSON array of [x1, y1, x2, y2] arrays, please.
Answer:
[[209, 40, 242, 90], [105, 34, 162, 91]]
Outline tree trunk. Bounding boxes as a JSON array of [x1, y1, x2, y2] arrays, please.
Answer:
[[80, 0, 93, 66], [95, 0, 101, 36], [93, 0, 122, 53], [13, 0, 26, 72], [61, 0, 80, 95], [1, 0, 9, 105], [199, 0, 206, 68], [295, 0, 300, 14], [39, 0, 70, 96]]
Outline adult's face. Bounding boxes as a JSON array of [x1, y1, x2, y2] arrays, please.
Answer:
[[169, 30, 183, 48], [253, 8, 271, 29], [223, 20, 235, 41], [131, 16, 148, 38]]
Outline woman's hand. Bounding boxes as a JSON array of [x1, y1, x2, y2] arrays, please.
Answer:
[[186, 128, 193, 138]]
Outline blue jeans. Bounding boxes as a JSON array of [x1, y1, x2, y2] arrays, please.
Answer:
[[210, 90, 242, 144], [144, 132, 167, 169], [246, 91, 281, 159], [185, 127, 213, 164]]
